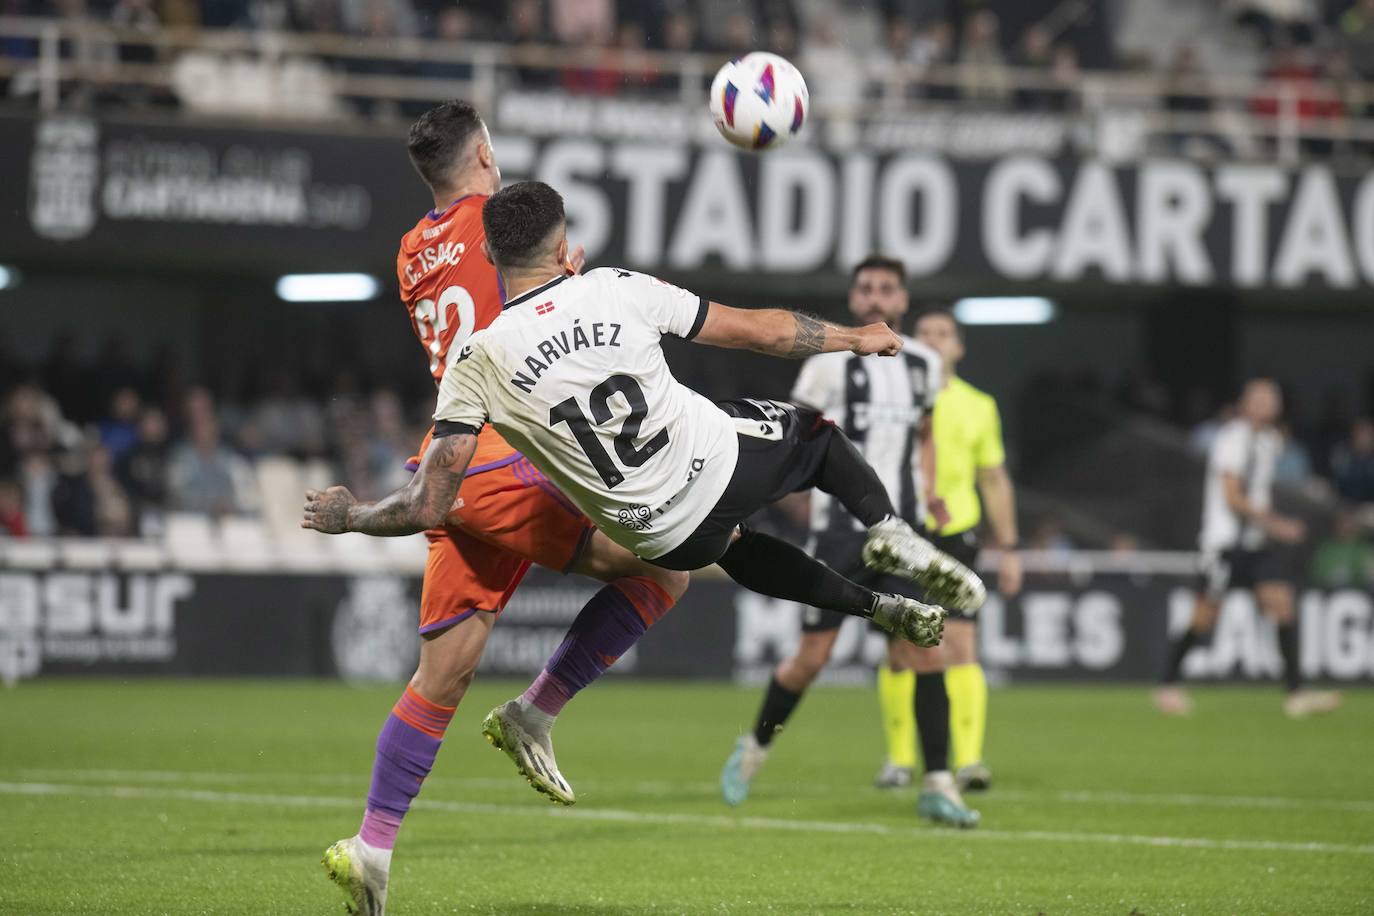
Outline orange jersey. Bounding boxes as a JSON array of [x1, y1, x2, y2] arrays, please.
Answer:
[[397, 194, 514, 470]]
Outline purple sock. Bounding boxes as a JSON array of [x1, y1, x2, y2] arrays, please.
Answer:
[[358, 685, 455, 850], [523, 577, 674, 716]]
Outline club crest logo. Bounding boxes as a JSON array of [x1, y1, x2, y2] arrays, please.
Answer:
[[29, 116, 100, 241], [617, 504, 653, 531]]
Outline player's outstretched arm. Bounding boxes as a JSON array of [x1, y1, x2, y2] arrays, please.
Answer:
[[693, 302, 901, 358], [302, 433, 477, 536]]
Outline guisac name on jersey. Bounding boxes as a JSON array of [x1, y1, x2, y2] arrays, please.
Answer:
[[434, 268, 738, 559]]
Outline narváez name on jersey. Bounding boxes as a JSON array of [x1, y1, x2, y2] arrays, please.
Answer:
[[510, 320, 623, 394]]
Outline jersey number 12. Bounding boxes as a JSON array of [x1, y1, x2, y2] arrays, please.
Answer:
[[549, 374, 669, 488]]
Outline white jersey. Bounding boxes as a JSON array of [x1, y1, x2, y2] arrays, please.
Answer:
[[1199, 417, 1281, 552], [433, 268, 739, 559], [791, 335, 942, 534]]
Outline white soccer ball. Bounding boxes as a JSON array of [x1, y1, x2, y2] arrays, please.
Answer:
[[708, 52, 809, 151]]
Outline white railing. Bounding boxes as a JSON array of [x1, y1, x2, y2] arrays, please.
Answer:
[[3, 17, 1374, 163], [0, 532, 1205, 579]]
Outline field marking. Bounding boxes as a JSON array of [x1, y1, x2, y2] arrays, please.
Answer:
[[3, 780, 1372, 857], [12, 767, 1374, 815]]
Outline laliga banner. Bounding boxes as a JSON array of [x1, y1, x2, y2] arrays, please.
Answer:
[[4, 111, 1374, 294], [2, 568, 1372, 683]]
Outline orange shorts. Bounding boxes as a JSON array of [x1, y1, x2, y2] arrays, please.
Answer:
[[418, 454, 594, 635]]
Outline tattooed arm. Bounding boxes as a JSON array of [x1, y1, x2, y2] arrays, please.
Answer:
[[693, 302, 902, 358], [302, 432, 477, 536]]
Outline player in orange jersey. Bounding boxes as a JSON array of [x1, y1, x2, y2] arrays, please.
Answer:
[[320, 101, 688, 916]]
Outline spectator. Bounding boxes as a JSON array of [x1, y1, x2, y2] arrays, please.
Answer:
[[0, 480, 27, 538], [957, 8, 1010, 105], [88, 443, 134, 537], [1331, 417, 1374, 504], [1340, 0, 1374, 78], [109, 0, 160, 64], [1275, 421, 1315, 482], [551, 0, 614, 46], [1011, 22, 1054, 110], [1250, 43, 1344, 155], [98, 387, 142, 462], [1310, 510, 1374, 587], [118, 406, 171, 529], [167, 412, 255, 517], [249, 370, 326, 458], [802, 15, 864, 112], [1233, 0, 1320, 47], [1029, 515, 1075, 556]]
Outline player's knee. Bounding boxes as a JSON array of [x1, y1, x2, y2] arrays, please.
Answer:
[[943, 620, 977, 665], [647, 567, 690, 602], [1258, 583, 1295, 622], [411, 666, 473, 707]]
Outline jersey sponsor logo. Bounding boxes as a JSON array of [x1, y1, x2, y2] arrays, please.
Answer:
[[850, 401, 925, 429], [510, 320, 622, 393], [617, 504, 654, 531], [403, 240, 466, 286], [421, 220, 451, 240]]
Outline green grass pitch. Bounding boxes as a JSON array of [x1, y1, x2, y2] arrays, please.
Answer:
[[1, 679, 1371, 915]]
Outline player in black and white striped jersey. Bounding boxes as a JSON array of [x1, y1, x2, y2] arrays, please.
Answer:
[[1155, 378, 1341, 718], [720, 255, 979, 828]]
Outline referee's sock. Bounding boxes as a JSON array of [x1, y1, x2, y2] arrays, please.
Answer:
[[877, 666, 917, 769], [946, 663, 988, 770]]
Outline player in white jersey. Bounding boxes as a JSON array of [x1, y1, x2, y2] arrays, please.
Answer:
[[718, 255, 978, 828], [304, 181, 984, 796], [1154, 378, 1341, 718]]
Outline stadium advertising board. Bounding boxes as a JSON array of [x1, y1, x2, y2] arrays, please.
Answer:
[[4, 112, 1374, 295], [3, 569, 1371, 684]]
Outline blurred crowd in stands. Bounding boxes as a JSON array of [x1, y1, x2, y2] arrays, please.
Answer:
[[2, 0, 1373, 145], [3, 327, 1373, 586]]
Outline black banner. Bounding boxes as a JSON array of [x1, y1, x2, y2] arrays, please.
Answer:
[[2, 568, 1370, 683], [4, 111, 1374, 297]]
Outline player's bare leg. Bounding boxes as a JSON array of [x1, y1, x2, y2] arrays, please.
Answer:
[[484, 531, 689, 804], [888, 640, 979, 828], [326, 613, 494, 916], [942, 619, 991, 791], [1256, 580, 1341, 717], [1155, 593, 1218, 716], [722, 628, 840, 806]]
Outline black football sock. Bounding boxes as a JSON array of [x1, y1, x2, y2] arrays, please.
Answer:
[[717, 527, 877, 617], [915, 672, 951, 774], [1160, 630, 1201, 685], [1277, 623, 1301, 693], [753, 675, 803, 747], [797, 421, 896, 528]]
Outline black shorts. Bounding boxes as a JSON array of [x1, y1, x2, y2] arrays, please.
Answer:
[[651, 399, 839, 571], [1197, 547, 1288, 600]]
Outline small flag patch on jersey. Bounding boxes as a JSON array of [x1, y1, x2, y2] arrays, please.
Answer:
[[535, 301, 555, 315]]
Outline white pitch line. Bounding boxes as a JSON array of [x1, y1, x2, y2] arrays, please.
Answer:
[[13, 767, 1374, 815], [2, 781, 1371, 857]]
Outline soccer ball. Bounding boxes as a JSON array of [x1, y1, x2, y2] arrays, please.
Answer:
[[708, 52, 809, 151]]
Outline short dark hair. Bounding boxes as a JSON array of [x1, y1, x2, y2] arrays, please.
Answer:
[[482, 181, 565, 269], [916, 305, 964, 340], [850, 254, 906, 286], [407, 100, 485, 190]]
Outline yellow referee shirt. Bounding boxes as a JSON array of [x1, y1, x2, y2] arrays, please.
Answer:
[[926, 375, 1005, 536]]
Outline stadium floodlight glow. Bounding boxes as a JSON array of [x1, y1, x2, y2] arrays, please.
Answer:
[[275, 273, 380, 303], [953, 297, 1057, 326], [0, 265, 16, 290]]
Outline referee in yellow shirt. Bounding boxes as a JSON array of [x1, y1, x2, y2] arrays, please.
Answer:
[[877, 307, 1022, 792]]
